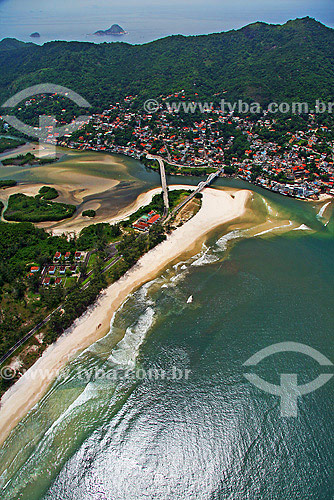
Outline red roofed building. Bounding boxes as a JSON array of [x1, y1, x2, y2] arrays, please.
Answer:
[[54, 252, 61, 260], [147, 214, 161, 225], [133, 222, 149, 232]]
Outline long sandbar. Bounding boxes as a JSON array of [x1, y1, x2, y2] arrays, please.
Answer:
[[0, 186, 250, 446]]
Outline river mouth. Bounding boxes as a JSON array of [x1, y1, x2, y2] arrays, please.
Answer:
[[0, 145, 162, 231], [0, 145, 334, 500], [1, 144, 331, 232], [0, 186, 333, 499]]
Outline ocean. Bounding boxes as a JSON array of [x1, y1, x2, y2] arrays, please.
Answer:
[[0, 0, 332, 45], [0, 157, 333, 499]]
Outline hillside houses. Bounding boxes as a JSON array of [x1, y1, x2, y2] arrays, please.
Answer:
[[59, 94, 334, 200]]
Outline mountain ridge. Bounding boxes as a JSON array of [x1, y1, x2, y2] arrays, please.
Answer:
[[0, 17, 333, 108]]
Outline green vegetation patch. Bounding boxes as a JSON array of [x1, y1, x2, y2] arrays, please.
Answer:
[[82, 209, 96, 218], [1, 152, 57, 167], [4, 193, 76, 222], [77, 223, 121, 250], [0, 180, 17, 188], [2, 152, 37, 166], [0, 137, 25, 154], [37, 186, 59, 200], [123, 190, 193, 227]]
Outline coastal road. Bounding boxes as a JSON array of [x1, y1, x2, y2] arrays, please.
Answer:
[[0, 305, 62, 366], [0, 247, 121, 366], [147, 154, 170, 216]]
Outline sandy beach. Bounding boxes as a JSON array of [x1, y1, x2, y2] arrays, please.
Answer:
[[0, 177, 120, 224], [49, 185, 196, 235], [0, 186, 250, 446]]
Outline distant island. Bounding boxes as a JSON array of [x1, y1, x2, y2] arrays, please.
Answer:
[[30, 32, 40, 39], [94, 24, 127, 36]]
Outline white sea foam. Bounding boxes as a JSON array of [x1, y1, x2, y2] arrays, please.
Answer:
[[191, 249, 219, 267], [292, 224, 312, 231], [254, 220, 293, 237], [108, 307, 155, 368], [173, 260, 188, 271], [135, 279, 158, 305], [215, 230, 242, 251], [168, 265, 190, 285], [262, 197, 275, 216], [317, 201, 331, 219]]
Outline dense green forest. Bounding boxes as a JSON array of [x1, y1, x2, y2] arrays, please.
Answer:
[[82, 209, 96, 218], [77, 223, 121, 250], [0, 17, 333, 112], [37, 186, 59, 200], [1, 152, 57, 166], [4, 192, 76, 222], [0, 180, 17, 188], [0, 137, 25, 154]]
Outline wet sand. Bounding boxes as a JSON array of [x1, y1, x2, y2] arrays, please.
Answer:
[[0, 186, 250, 446]]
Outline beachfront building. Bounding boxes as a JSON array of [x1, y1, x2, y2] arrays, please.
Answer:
[[133, 212, 161, 232]]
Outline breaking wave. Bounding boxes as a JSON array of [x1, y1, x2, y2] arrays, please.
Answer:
[[108, 307, 155, 368]]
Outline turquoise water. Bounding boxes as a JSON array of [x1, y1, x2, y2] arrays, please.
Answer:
[[0, 181, 333, 499]]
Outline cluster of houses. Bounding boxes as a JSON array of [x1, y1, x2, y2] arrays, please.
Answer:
[[54, 92, 334, 200], [29, 251, 87, 287], [132, 211, 161, 232]]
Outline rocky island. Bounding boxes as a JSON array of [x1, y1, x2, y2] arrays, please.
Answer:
[[94, 24, 127, 36], [30, 32, 40, 38]]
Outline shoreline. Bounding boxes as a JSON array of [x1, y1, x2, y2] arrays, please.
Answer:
[[49, 184, 196, 235], [0, 186, 251, 446]]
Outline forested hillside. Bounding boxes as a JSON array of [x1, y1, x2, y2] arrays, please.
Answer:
[[0, 17, 333, 109]]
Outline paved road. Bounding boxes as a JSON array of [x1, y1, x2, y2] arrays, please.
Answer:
[[147, 154, 169, 215], [0, 246, 121, 366], [0, 167, 223, 366], [0, 305, 62, 365], [170, 167, 224, 216]]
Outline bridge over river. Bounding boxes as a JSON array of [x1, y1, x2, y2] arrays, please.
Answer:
[[146, 154, 224, 218]]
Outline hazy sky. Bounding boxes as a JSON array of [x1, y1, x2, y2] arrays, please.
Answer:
[[0, 0, 333, 43]]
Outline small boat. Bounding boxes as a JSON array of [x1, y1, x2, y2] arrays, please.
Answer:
[[187, 295, 193, 304]]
